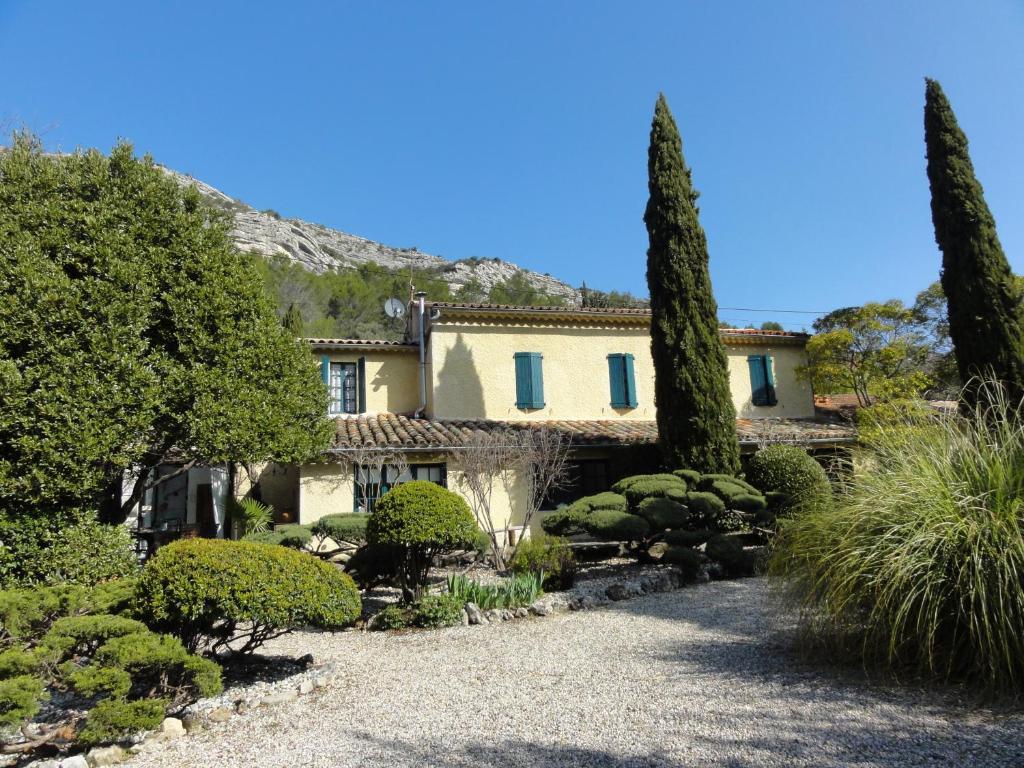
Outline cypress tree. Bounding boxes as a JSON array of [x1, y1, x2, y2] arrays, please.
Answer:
[[925, 78, 1024, 409], [282, 302, 304, 337], [644, 94, 739, 473]]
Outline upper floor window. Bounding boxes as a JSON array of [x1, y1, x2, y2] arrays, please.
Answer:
[[329, 362, 357, 414], [513, 352, 545, 409], [747, 354, 777, 406], [607, 353, 638, 409], [321, 355, 366, 415]]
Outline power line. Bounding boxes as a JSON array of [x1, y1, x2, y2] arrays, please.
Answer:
[[719, 306, 827, 315]]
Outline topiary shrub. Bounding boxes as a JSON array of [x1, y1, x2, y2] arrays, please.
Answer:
[[706, 534, 757, 577], [344, 543, 403, 591], [540, 504, 589, 536], [411, 593, 464, 629], [312, 513, 368, 546], [746, 445, 831, 514], [635, 497, 690, 530], [582, 509, 650, 541], [367, 481, 479, 601], [698, 473, 759, 494], [0, 577, 222, 750], [662, 545, 704, 581], [579, 491, 630, 512], [621, 478, 687, 508], [0, 675, 45, 729], [665, 528, 714, 547], [277, 524, 314, 549], [509, 535, 577, 590], [241, 529, 285, 545], [683, 492, 726, 527], [77, 698, 168, 746], [611, 473, 681, 494], [672, 468, 701, 486], [135, 539, 361, 655]]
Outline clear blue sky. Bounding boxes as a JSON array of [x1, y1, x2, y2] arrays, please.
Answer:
[[2, 1, 1022, 330]]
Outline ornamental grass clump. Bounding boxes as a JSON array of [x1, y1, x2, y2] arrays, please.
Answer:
[[771, 382, 1024, 695]]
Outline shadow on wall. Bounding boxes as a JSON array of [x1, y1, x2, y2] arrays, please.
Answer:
[[435, 333, 486, 420], [372, 357, 419, 413]]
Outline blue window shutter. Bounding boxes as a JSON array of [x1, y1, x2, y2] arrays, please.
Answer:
[[321, 355, 330, 387], [623, 353, 638, 407], [609, 353, 638, 408], [357, 357, 367, 413], [529, 353, 544, 408], [514, 352, 544, 409], [608, 354, 627, 407], [748, 355, 768, 406], [764, 355, 778, 406]]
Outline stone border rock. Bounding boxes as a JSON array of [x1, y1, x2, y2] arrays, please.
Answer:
[[462, 563, 694, 625]]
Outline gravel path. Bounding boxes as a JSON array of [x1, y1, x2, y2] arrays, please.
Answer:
[[131, 579, 1024, 768]]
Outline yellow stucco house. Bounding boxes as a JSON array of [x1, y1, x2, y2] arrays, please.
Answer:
[[254, 298, 855, 541]]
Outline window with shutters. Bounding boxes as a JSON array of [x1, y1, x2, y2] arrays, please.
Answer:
[[747, 354, 778, 406], [514, 352, 545, 409], [322, 356, 367, 415], [353, 463, 447, 512], [328, 362, 357, 414], [607, 353, 638, 408]]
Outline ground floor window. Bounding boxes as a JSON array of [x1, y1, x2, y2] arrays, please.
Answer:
[[544, 459, 609, 509], [353, 463, 447, 512]]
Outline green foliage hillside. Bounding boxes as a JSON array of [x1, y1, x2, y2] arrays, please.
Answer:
[[254, 255, 568, 340]]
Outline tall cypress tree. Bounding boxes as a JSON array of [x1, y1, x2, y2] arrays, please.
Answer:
[[924, 78, 1024, 408], [644, 94, 739, 473], [282, 302, 304, 337]]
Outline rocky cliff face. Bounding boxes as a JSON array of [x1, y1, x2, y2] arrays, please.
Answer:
[[162, 168, 579, 303]]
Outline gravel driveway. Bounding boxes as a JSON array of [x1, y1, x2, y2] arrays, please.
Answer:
[[131, 578, 1024, 768]]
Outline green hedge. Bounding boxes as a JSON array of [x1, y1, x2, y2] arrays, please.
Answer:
[[312, 513, 368, 545], [135, 539, 361, 654], [0, 513, 137, 589]]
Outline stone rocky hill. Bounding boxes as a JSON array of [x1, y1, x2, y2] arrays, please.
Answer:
[[162, 167, 579, 303]]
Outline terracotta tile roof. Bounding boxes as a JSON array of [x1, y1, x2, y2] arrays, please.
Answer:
[[328, 414, 856, 451], [305, 338, 418, 351], [429, 301, 653, 316]]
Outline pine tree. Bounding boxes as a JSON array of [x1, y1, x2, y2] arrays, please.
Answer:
[[924, 78, 1024, 408], [644, 94, 739, 473], [282, 302, 304, 336]]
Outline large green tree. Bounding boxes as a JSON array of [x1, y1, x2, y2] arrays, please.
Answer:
[[800, 301, 932, 406], [643, 94, 739, 473], [0, 134, 333, 523], [924, 78, 1024, 408]]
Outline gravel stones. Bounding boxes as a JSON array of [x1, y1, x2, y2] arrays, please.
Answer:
[[126, 579, 1024, 768]]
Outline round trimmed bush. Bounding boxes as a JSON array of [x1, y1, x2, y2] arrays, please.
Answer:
[[705, 480, 749, 505], [579, 492, 629, 513], [411, 593, 464, 629], [312, 513, 368, 545], [541, 506, 586, 536], [275, 524, 314, 549], [746, 445, 831, 512], [635, 497, 689, 530], [367, 481, 479, 601], [582, 510, 650, 541], [135, 539, 361, 654], [611, 473, 680, 494]]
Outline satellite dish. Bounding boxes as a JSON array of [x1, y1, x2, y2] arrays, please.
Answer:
[[384, 298, 405, 319]]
